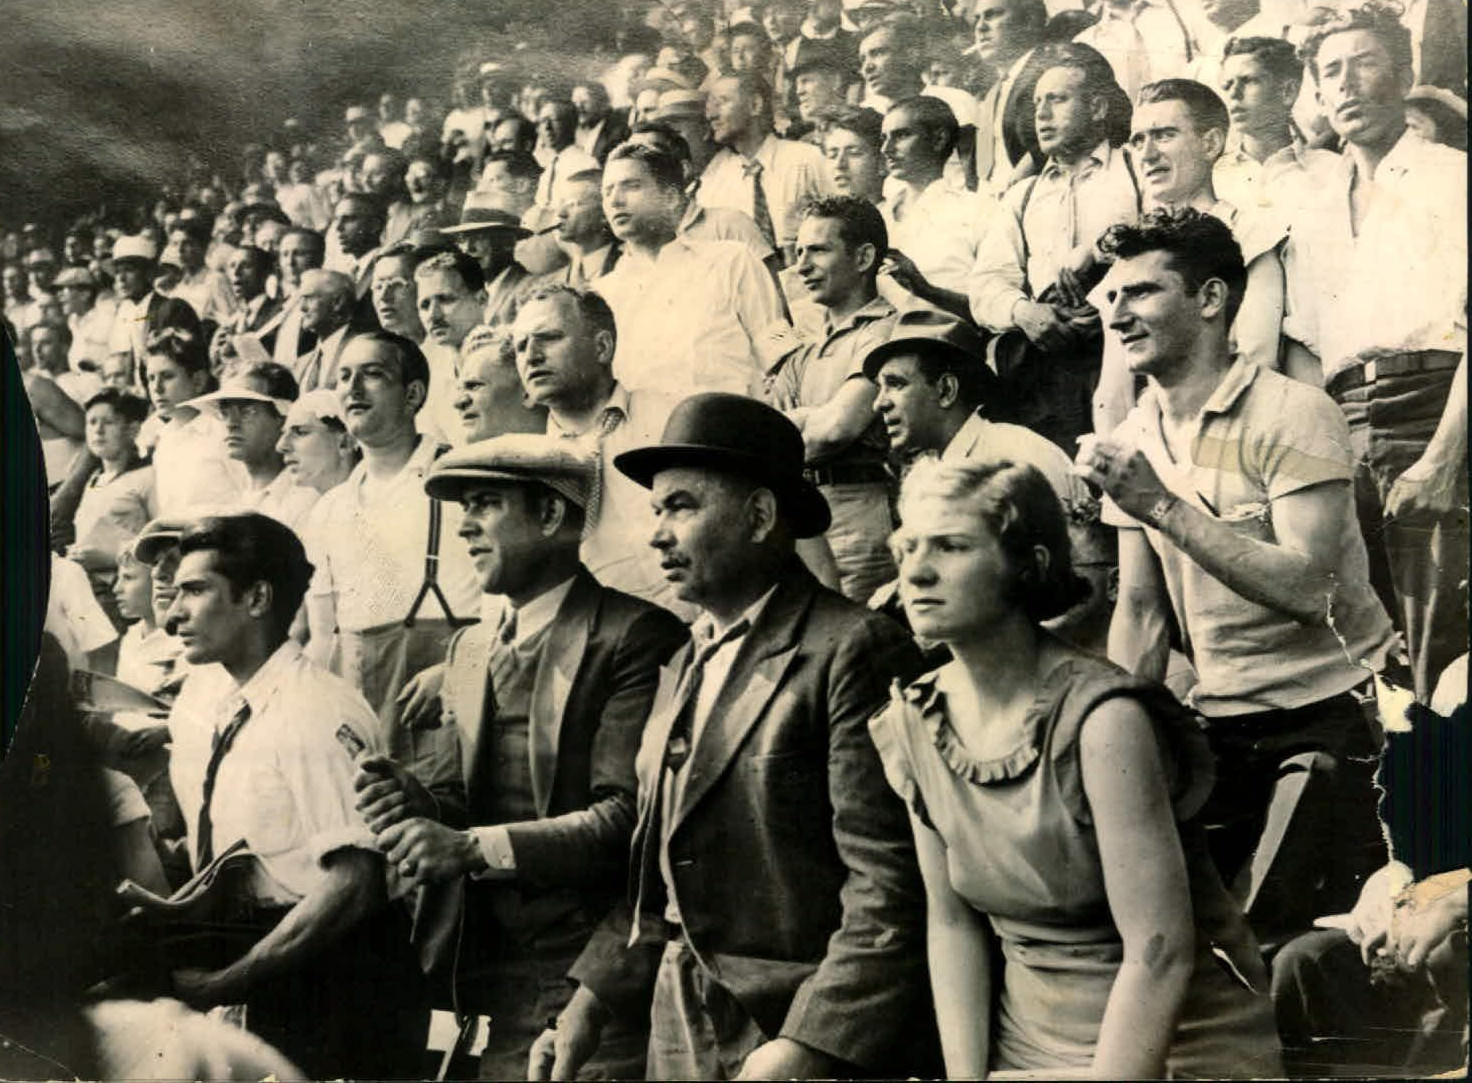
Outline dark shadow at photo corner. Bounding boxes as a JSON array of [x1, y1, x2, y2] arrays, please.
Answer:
[[1, 330, 51, 757]]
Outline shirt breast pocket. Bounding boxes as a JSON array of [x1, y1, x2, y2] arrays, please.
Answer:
[[1216, 501, 1274, 544], [242, 766, 300, 856]]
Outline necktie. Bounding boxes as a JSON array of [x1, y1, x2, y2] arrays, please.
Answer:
[[742, 158, 778, 253], [663, 618, 752, 774], [487, 607, 519, 714], [195, 698, 252, 869]]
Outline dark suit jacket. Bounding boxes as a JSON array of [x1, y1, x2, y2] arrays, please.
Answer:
[[571, 561, 931, 1073], [587, 110, 632, 166], [414, 568, 686, 981]]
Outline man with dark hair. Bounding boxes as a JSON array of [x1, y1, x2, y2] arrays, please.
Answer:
[[858, 18, 975, 181], [166, 221, 237, 325], [267, 228, 326, 367], [477, 148, 543, 214], [1292, 0, 1468, 701], [210, 245, 284, 374], [534, 100, 600, 210], [306, 331, 481, 770], [627, 122, 775, 264], [412, 248, 488, 444], [511, 284, 685, 615], [1213, 37, 1338, 380], [291, 269, 358, 392], [540, 169, 621, 288], [1123, 78, 1285, 378], [330, 192, 389, 297], [357, 434, 686, 1079], [532, 392, 930, 1081], [157, 510, 427, 1079], [572, 80, 631, 164], [1080, 208, 1398, 944], [767, 195, 897, 602], [968, 41, 1138, 450], [359, 148, 417, 247], [489, 114, 539, 156], [698, 72, 825, 262], [819, 106, 886, 203], [370, 243, 427, 342], [597, 142, 788, 398], [878, 96, 989, 317], [972, 0, 1050, 194]]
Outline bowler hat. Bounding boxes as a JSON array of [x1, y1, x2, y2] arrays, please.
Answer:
[[614, 392, 831, 537], [861, 307, 991, 381]]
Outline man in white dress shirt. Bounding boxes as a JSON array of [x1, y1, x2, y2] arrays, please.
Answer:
[[158, 512, 427, 1079], [698, 72, 826, 264], [1292, 1, 1468, 700]]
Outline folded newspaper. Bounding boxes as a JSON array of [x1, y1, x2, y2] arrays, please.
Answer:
[[72, 669, 172, 718]]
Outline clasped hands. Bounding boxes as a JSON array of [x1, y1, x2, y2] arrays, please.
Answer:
[[353, 752, 477, 888]]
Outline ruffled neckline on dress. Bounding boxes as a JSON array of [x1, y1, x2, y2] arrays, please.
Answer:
[[900, 656, 1083, 785]]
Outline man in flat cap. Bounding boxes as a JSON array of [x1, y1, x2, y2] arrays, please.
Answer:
[[358, 433, 686, 1079], [534, 393, 932, 1080], [55, 266, 116, 375]]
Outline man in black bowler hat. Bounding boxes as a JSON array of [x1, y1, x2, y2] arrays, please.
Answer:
[[530, 392, 932, 1080]]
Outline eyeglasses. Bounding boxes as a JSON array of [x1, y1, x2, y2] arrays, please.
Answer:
[[372, 277, 414, 295]]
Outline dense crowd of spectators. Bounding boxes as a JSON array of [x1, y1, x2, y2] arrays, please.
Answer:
[[3, 0, 1466, 1077]]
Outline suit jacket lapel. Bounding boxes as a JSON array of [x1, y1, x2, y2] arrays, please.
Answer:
[[528, 569, 599, 816], [669, 565, 815, 832]]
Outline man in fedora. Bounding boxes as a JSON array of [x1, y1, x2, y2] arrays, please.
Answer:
[[357, 433, 686, 1079], [441, 187, 535, 328], [106, 235, 185, 369], [533, 393, 931, 1080], [863, 307, 1116, 651]]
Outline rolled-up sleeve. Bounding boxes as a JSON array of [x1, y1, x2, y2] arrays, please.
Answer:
[[968, 185, 1031, 332]]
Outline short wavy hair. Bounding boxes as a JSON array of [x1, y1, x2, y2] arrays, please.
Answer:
[[896, 457, 1090, 624], [1098, 207, 1247, 328], [1296, 1, 1413, 82], [178, 513, 314, 639]]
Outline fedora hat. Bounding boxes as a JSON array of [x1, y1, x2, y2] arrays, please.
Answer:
[[614, 392, 831, 538], [789, 37, 858, 81], [861, 306, 991, 381], [440, 191, 533, 236]]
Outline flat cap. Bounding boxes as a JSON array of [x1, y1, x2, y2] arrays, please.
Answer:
[[424, 433, 596, 508]]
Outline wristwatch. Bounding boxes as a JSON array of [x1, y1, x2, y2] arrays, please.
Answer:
[[1143, 493, 1179, 530]]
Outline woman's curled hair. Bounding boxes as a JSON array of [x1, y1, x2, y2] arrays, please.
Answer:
[[899, 457, 1091, 623]]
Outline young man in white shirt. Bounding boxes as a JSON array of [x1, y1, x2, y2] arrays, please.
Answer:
[[1293, 1, 1468, 700], [154, 512, 427, 1079]]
